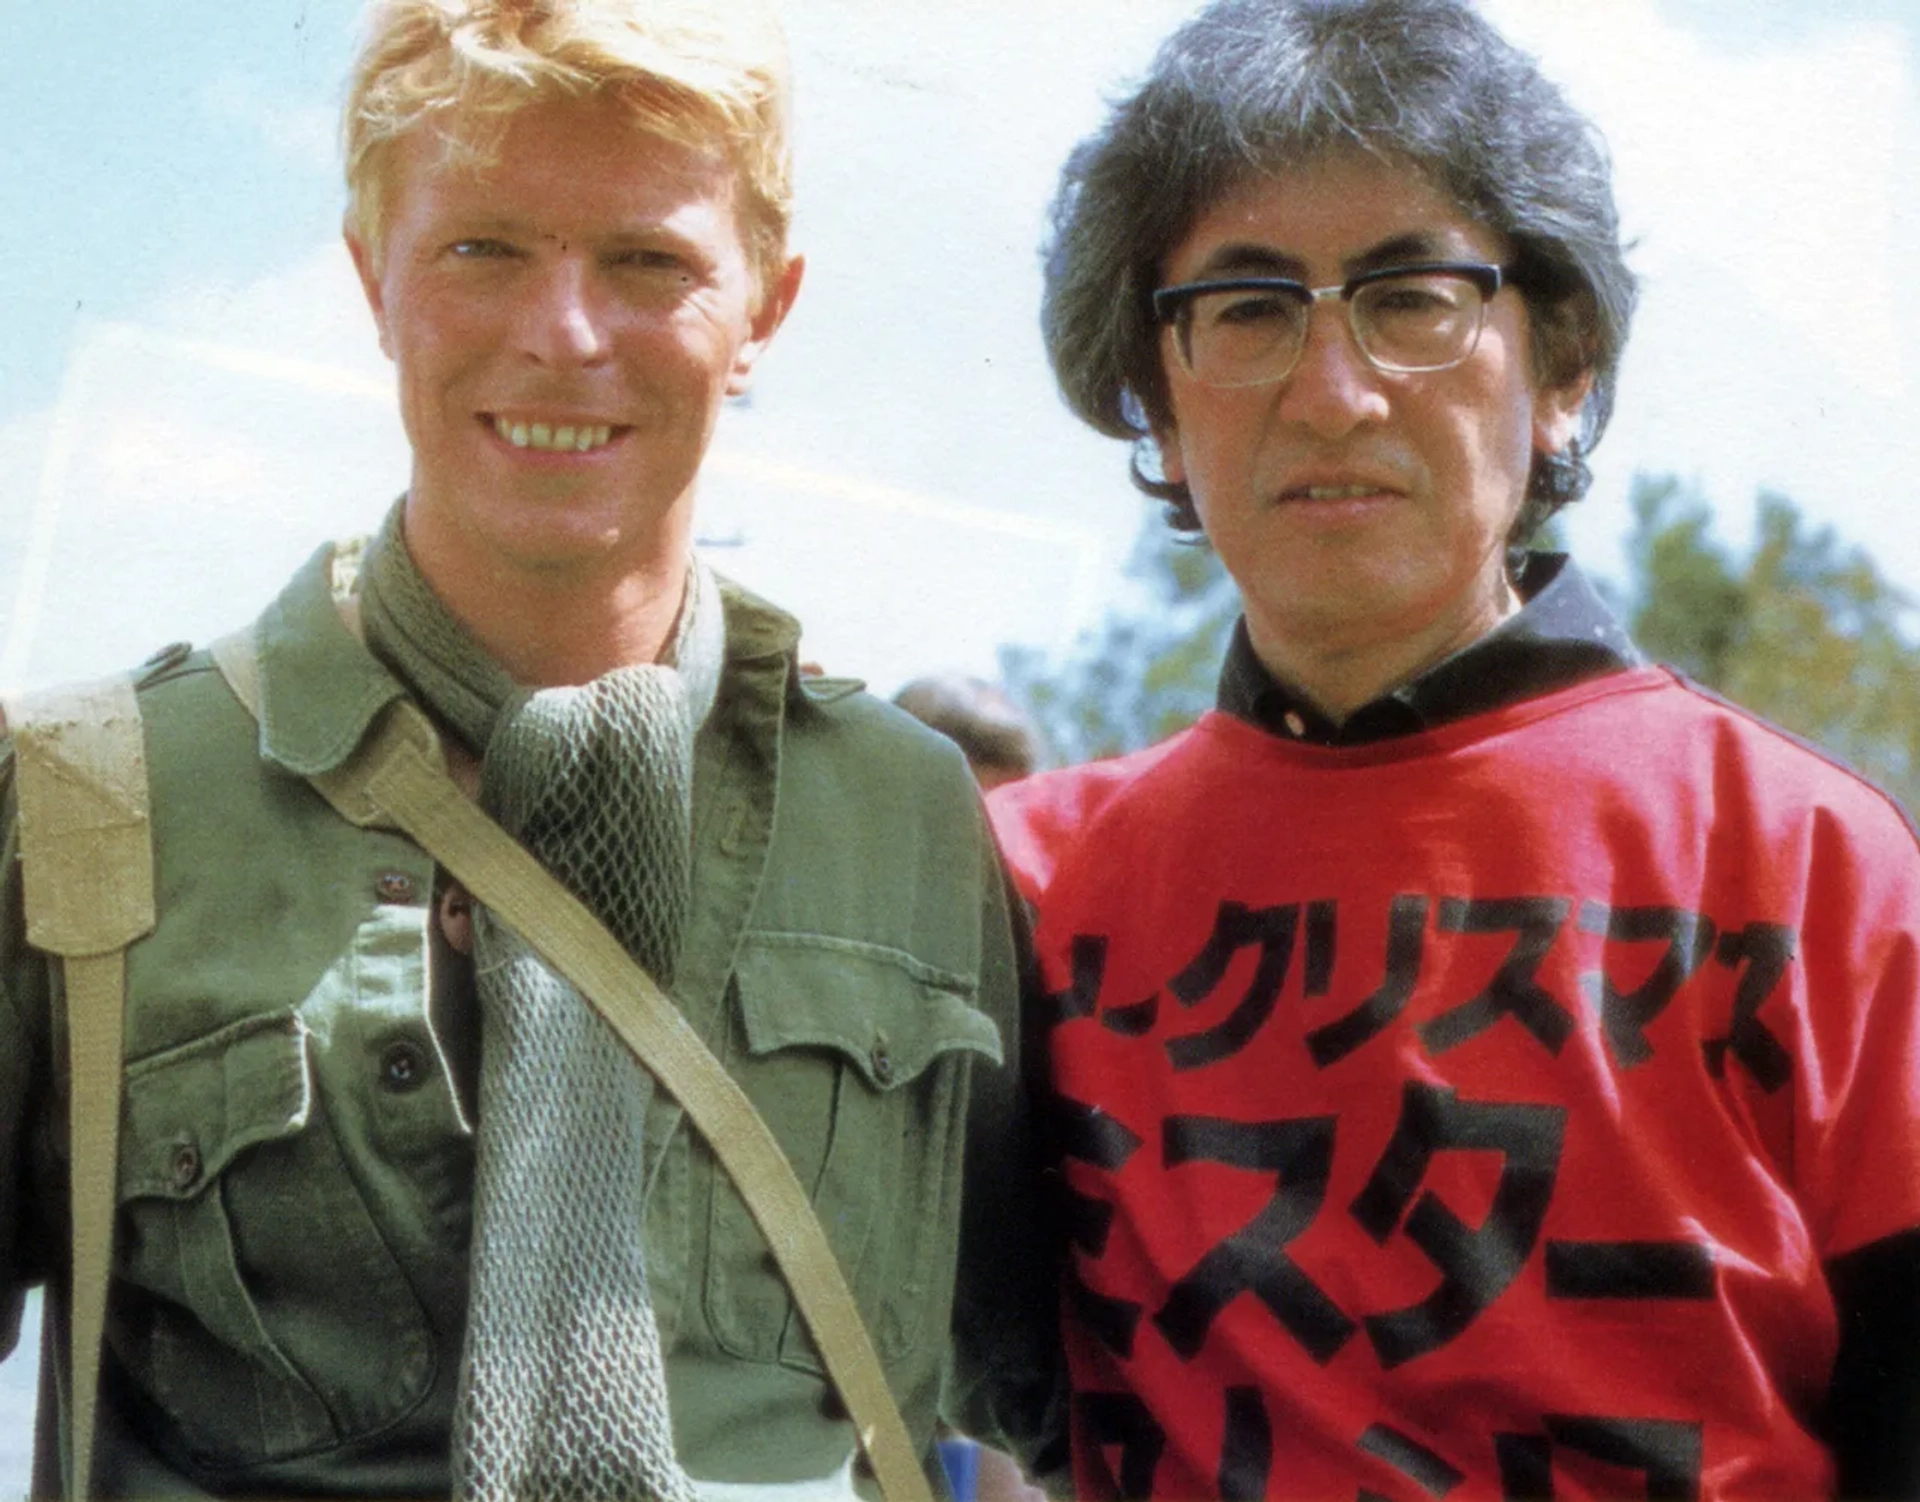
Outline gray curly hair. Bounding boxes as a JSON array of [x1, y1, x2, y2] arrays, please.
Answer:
[[1041, 0, 1635, 539]]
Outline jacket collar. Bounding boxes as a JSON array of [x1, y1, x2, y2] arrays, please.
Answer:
[[250, 541, 820, 777], [253, 542, 409, 777]]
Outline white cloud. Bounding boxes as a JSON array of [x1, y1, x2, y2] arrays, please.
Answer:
[[155, 243, 389, 370], [199, 71, 340, 174], [96, 413, 271, 512], [1486, 0, 1913, 402], [1481, 0, 1920, 589], [0, 313, 407, 693]]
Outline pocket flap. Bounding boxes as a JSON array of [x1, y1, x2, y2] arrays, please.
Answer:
[[733, 934, 1002, 1090], [119, 1012, 313, 1200]]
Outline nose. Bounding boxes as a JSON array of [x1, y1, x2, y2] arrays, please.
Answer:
[[514, 252, 611, 367], [1274, 301, 1390, 438]]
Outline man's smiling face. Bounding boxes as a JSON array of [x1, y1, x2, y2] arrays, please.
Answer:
[[1155, 152, 1586, 680], [350, 94, 797, 583]]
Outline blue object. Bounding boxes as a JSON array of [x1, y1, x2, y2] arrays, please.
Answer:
[[937, 1437, 979, 1502]]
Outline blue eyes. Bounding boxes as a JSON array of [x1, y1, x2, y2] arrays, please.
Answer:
[[446, 239, 688, 277], [450, 238, 517, 260], [611, 248, 685, 272]]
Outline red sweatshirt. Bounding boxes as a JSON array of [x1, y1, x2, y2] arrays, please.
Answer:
[[990, 667, 1920, 1500]]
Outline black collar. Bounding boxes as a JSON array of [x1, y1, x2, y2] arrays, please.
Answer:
[[1216, 553, 1643, 746]]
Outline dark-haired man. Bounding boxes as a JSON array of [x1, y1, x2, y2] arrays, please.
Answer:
[[990, 0, 1920, 1496]]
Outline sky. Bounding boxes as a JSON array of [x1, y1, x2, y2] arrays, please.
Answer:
[[2, 0, 1917, 1475], [2, 0, 1918, 702]]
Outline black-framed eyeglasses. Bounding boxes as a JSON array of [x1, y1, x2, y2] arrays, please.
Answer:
[[1152, 261, 1513, 388]]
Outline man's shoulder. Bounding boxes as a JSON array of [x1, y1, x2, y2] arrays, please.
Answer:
[[1513, 666, 1920, 886], [128, 639, 236, 708], [1646, 671, 1920, 846], [6, 540, 387, 803], [776, 674, 984, 822], [0, 643, 236, 962], [802, 674, 969, 754], [987, 728, 1206, 904], [3, 639, 233, 757], [711, 572, 973, 773]]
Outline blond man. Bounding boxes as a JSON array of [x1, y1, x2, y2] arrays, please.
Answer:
[[0, 2, 1057, 1496]]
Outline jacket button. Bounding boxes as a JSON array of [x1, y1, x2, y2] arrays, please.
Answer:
[[169, 1140, 202, 1190], [381, 1040, 429, 1092], [438, 882, 475, 956], [869, 1033, 894, 1085], [137, 641, 193, 679], [376, 870, 417, 903]]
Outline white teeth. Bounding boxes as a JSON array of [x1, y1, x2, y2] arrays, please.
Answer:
[[1302, 484, 1383, 500], [492, 417, 615, 452]]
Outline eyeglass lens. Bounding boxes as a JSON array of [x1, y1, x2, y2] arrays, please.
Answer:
[[1179, 270, 1489, 386]]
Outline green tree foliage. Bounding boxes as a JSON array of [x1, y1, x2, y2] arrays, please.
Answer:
[[1000, 520, 1237, 765], [1004, 475, 1920, 815], [1626, 474, 1920, 812]]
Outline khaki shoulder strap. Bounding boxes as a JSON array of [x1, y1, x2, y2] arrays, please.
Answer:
[[209, 629, 932, 1502], [3, 675, 156, 1502]]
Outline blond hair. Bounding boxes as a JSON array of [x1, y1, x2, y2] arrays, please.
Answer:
[[343, 0, 793, 293]]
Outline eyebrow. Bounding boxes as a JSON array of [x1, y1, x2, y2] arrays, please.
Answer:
[[442, 213, 533, 238], [1183, 229, 1467, 283], [1344, 231, 1459, 277], [436, 215, 700, 257], [1187, 243, 1305, 279]]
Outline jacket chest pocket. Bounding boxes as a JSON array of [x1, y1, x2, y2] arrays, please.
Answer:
[[704, 934, 1002, 1374], [110, 906, 465, 1475]]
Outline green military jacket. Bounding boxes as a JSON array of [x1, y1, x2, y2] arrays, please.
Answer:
[[0, 543, 1060, 1498]]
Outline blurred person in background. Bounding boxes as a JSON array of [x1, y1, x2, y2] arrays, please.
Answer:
[[989, 0, 1920, 1496], [893, 675, 1044, 792]]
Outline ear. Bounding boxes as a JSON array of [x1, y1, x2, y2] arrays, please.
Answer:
[[726, 252, 806, 397], [1148, 331, 1189, 486], [1533, 367, 1592, 456], [344, 222, 395, 362], [1152, 419, 1187, 488]]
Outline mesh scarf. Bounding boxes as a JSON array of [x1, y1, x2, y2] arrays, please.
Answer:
[[361, 507, 724, 1500]]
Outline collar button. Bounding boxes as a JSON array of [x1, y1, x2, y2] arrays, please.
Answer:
[[376, 870, 417, 903]]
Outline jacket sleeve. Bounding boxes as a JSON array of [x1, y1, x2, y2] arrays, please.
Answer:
[[1825, 1227, 1920, 1499], [943, 817, 1070, 1487], [0, 728, 54, 1365], [1807, 790, 1920, 1499]]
